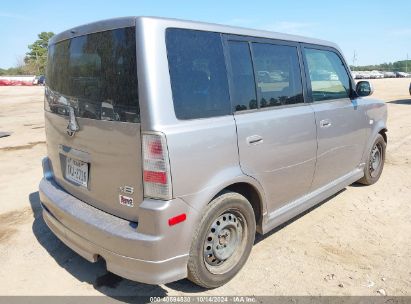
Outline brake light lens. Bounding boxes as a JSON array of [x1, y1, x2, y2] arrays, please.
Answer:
[[143, 171, 167, 184], [142, 133, 172, 200]]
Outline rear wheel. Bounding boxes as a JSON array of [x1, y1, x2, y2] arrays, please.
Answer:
[[358, 134, 386, 185], [187, 192, 256, 288]]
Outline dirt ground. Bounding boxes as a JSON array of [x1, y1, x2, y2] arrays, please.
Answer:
[[0, 79, 410, 298]]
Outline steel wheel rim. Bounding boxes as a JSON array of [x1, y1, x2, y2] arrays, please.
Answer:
[[203, 209, 247, 274], [370, 142, 382, 177]]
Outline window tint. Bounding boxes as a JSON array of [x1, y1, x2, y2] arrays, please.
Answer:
[[252, 43, 304, 107], [227, 41, 257, 111], [45, 27, 139, 123], [166, 29, 231, 119], [304, 48, 350, 102]]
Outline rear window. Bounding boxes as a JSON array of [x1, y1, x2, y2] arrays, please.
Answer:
[[45, 27, 139, 123], [166, 29, 231, 120]]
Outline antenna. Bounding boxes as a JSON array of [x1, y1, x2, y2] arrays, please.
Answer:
[[352, 50, 357, 68]]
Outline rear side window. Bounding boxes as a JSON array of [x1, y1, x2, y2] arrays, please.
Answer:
[[227, 41, 257, 111], [46, 27, 139, 123], [304, 48, 350, 102], [252, 43, 304, 107], [166, 29, 231, 119]]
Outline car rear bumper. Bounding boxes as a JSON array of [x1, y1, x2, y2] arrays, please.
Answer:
[[39, 158, 196, 285]]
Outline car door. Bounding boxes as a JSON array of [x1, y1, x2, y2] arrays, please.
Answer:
[[302, 45, 367, 190], [224, 36, 317, 213]]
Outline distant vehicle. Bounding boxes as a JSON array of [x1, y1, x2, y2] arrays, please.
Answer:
[[38, 75, 46, 85], [101, 101, 120, 121], [257, 71, 271, 82], [0, 75, 35, 86], [353, 72, 364, 79], [395, 71, 408, 78], [269, 70, 284, 81], [33, 75, 46, 85], [329, 73, 339, 80], [356, 71, 371, 79], [370, 71, 383, 79], [383, 72, 396, 78], [310, 69, 332, 81]]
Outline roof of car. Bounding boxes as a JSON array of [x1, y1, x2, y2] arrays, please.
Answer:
[[50, 16, 339, 50]]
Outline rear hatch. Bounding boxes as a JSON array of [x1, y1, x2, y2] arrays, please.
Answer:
[[44, 25, 142, 221]]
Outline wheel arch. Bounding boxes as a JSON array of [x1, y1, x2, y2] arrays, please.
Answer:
[[361, 122, 388, 164], [179, 167, 267, 235], [379, 127, 388, 143], [211, 181, 265, 234]]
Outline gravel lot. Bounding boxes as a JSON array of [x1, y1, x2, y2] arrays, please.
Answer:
[[0, 79, 410, 298]]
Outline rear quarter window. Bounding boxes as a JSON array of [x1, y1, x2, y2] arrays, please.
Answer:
[[166, 29, 231, 120]]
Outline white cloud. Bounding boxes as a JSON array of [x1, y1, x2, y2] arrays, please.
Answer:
[[389, 28, 411, 37], [221, 19, 317, 36], [220, 18, 262, 29], [0, 12, 28, 20], [261, 21, 317, 36]]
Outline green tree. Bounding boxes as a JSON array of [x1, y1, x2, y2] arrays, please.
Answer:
[[352, 60, 411, 72], [25, 31, 54, 75]]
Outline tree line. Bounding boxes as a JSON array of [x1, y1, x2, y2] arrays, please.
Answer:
[[350, 60, 411, 72], [1, 31, 409, 75], [0, 32, 54, 76]]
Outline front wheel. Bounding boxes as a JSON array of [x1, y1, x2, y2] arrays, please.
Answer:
[[358, 134, 386, 185], [187, 192, 256, 288]]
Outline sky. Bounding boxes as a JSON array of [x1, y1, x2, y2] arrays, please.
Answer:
[[1, 0, 410, 69]]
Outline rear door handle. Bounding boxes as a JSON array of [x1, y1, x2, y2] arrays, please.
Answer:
[[320, 119, 332, 128], [246, 135, 263, 145]]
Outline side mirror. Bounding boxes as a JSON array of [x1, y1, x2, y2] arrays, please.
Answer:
[[409, 82, 411, 95], [356, 81, 374, 97]]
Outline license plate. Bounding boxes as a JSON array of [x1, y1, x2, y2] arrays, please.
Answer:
[[65, 157, 89, 187]]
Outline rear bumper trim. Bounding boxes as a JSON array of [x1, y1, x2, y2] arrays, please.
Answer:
[[39, 173, 190, 285], [42, 206, 188, 284]]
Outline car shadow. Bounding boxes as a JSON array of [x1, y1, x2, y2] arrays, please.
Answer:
[[29, 191, 207, 300], [254, 188, 346, 244], [387, 98, 411, 105], [349, 182, 367, 188], [29, 186, 348, 297]]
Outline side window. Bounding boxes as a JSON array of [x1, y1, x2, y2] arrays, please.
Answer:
[[227, 41, 257, 111], [304, 48, 351, 102], [252, 43, 304, 107], [166, 29, 231, 120]]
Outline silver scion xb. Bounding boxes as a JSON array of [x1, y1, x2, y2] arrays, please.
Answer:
[[39, 17, 387, 288]]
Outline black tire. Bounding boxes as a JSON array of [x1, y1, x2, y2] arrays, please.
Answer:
[[187, 191, 256, 288], [358, 134, 386, 185]]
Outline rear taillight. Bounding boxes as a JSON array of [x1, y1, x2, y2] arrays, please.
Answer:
[[142, 133, 172, 200]]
